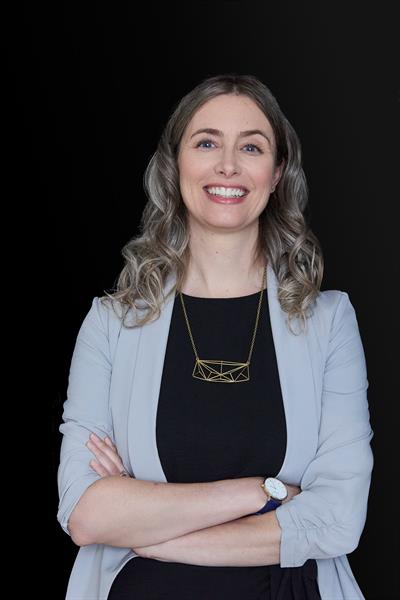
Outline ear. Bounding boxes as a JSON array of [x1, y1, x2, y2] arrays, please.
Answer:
[[272, 159, 285, 189]]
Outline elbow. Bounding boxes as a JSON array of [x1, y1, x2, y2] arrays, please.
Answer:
[[278, 512, 366, 566], [338, 522, 364, 556], [336, 497, 369, 556], [67, 488, 103, 547], [69, 527, 90, 547], [61, 476, 107, 547], [68, 510, 94, 547], [313, 520, 364, 559]]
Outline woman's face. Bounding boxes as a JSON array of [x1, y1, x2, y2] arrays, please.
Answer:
[[177, 94, 282, 234]]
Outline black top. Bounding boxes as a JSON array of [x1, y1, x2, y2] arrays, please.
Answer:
[[108, 289, 321, 599]]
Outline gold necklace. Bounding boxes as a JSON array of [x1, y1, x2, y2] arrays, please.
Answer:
[[179, 268, 266, 383]]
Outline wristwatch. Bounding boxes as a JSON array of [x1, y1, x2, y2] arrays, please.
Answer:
[[255, 477, 288, 515]]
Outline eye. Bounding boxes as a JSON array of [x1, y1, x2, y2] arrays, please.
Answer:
[[195, 139, 264, 154], [243, 143, 263, 154], [196, 139, 216, 149]]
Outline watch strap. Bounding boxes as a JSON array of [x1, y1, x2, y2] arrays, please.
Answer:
[[254, 477, 287, 515], [254, 497, 282, 514]]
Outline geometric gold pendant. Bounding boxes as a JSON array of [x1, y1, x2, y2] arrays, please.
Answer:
[[192, 358, 250, 383]]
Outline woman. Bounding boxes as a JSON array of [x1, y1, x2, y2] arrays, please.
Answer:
[[57, 73, 374, 599]]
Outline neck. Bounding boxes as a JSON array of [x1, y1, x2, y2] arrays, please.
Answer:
[[181, 222, 267, 298]]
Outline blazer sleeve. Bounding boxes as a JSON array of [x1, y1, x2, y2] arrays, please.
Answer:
[[275, 292, 374, 567], [57, 297, 114, 535]]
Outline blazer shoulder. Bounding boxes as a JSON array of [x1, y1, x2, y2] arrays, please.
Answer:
[[315, 288, 348, 312], [309, 288, 354, 339], [82, 296, 129, 355], [93, 295, 136, 327]]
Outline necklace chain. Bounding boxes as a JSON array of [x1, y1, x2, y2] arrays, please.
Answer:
[[178, 268, 266, 379]]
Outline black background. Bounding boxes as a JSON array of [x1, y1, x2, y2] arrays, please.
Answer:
[[5, 2, 398, 598]]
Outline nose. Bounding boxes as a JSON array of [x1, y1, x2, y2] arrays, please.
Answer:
[[214, 147, 241, 177]]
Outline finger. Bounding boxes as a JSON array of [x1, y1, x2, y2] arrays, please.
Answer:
[[104, 437, 117, 450], [90, 459, 110, 478], [88, 435, 124, 469], [90, 434, 118, 457], [86, 440, 122, 475]]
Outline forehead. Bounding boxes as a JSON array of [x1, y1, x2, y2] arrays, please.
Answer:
[[185, 94, 273, 135]]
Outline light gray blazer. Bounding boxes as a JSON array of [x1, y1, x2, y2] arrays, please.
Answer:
[[57, 262, 374, 599]]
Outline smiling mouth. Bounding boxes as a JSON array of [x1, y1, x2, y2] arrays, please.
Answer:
[[203, 188, 248, 204], [204, 186, 249, 197]]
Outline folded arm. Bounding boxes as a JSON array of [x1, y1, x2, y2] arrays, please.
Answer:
[[58, 298, 270, 548], [85, 432, 301, 560], [136, 511, 282, 567], [275, 292, 374, 567], [70, 472, 273, 548]]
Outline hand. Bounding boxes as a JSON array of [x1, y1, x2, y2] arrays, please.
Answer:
[[86, 432, 129, 478], [132, 544, 157, 559], [132, 540, 172, 561], [283, 483, 301, 503]]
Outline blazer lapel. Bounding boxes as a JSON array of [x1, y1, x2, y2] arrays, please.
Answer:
[[129, 273, 176, 482], [266, 263, 319, 483], [129, 264, 318, 484]]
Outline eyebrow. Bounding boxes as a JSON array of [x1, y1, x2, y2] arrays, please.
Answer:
[[190, 127, 272, 145]]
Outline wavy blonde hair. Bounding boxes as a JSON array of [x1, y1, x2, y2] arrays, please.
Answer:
[[102, 73, 324, 334]]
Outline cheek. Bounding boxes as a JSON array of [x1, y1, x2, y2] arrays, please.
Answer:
[[254, 163, 276, 186], [179, 150, 212, 179], [179, 170, 206, 200]]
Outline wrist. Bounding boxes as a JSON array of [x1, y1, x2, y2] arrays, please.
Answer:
[[282, 483, 300, 503], [252, 477, 289, 515], [254, 476, 269, 512]]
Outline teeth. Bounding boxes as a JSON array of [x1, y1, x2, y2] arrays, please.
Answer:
[[206, 186, 247, 198]]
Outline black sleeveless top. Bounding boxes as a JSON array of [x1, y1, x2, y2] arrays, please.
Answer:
[[108, 289, 321, 599]]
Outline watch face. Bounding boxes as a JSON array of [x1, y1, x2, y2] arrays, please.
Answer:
[[264, 477, 287, 501]]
